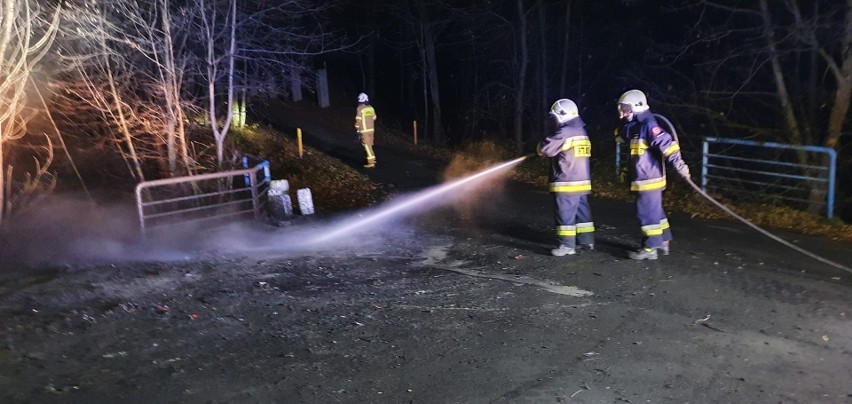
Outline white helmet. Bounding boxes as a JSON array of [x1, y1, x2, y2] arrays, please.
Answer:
[[357, 93, 369, 103], [550, 98, 579, 124], [617, 89, 649, 116]]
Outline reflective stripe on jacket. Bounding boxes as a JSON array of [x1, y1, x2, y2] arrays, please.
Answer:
[[355, 103, 377, 133], [616, 111, 687, 192], [537, 117, 591, 195]]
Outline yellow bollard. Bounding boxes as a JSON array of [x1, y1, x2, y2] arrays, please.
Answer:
[[297, 128, 303, 158], [413, 120, 418, 145]]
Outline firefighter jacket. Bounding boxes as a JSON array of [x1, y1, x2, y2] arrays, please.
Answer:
[[355, 103, 377, 135], [616, 110, 688, 192], [537, 117, 592, 195]]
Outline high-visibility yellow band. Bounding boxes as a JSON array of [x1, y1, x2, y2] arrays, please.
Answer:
[[577, 226, 595, 234], [663, 143, 680, 156], [551, 184, 592, 193], [550, 180, 591, 193], [630, 139, 649, 155], [630, 178, 666, 192], [641, 225, 663, 237]]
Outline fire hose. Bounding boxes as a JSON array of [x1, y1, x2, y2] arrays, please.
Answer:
[[653, 114, 852, 274], [682, 175, 851, 273]]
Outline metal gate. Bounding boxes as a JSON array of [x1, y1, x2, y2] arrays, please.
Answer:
[[701, 137, 836, 219], [135, 161, 271, 236]]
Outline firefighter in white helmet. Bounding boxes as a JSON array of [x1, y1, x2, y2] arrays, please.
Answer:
[[355, 93, 378, 168], [615, 89, 690, 260], [537, 98, 595, 256]]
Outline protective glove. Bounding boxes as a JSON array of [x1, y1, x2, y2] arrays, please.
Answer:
[[677, 164, 690, 180]]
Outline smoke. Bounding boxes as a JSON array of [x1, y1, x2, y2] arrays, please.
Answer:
[[0, 195, 410, 269], [440, 142, 517, 227], [0, 195, 141, 267], [306, 155, 526, 246], [0, 155, 526, 269]]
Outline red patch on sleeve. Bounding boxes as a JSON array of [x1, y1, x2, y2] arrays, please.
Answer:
[[651, 126, 662, 136]]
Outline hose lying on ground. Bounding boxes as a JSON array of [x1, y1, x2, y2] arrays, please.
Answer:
[[683, 176, 852, 274], [653, 113, 850, 274]]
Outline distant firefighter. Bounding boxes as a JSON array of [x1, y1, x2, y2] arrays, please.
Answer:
[[615, 89, 691, 260], [537, 98, 595, 257], [355, 92, 378, 168]]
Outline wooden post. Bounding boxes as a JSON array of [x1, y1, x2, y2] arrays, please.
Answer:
[[297, 128, 303, 158], [413, 120, 418, 145]]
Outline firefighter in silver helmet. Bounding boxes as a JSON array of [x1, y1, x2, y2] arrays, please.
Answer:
[[355, 93, 378, 168], [615, 89, 690, 260], [537, 98, 595, 256]]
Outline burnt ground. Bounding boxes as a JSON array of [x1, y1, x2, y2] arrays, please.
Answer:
[[2, 105, 852, 403]]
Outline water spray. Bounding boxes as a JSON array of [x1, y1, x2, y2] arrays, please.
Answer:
[[656, 114, 852, 274], [307, 155, 530, 245]]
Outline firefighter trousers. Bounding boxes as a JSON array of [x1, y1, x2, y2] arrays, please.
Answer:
[[553, 193, 594, 249], [635, 190, 673, 249], [360, 132, 376, 166]]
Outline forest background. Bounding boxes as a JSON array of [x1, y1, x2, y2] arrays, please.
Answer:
[[1, 0, 850, 227]]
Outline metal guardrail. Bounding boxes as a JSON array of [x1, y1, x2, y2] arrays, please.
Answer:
[[614, 136, 836, 218], [701, 137, 836, 219], [135, 161, 271, 236]]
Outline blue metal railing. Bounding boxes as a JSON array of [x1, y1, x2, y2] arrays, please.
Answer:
[[614, 137, 836, 219], [701, 137, 836, 219], [135, 160, 271, 236]]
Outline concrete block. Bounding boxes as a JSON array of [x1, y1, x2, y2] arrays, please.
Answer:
[[269, 179, 290, 196], [297, 188, 314, 215], [269, 194, 293, 219]]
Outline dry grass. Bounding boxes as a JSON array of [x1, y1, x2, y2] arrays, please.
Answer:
[[230, 125, 383, 212]]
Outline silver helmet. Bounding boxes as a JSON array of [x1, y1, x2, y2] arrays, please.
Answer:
[[617, 89, 649, 118], [550, 98, 579, 124]]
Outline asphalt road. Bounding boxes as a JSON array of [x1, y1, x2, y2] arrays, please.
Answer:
[[251, 102, 852, 402], [1, 104, 850, 402]]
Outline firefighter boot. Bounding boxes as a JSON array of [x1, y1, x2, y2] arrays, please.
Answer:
[[551, 245, 576, 257], [628, 248, 658, 260], [364, 159, 376, 168], [661, 241, 670, 256]]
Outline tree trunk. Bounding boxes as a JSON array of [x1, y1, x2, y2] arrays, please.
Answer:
[[0, 0, 11, 223], [759, 0, 803, 149], [423, 22, 444, 144], [420, 44, 429, 142], [513, 0, 529, 153], [0, 0, 9, 219], [537, 0, 547, 135], [367, 39, 376, 99], [559, 0, 571, 96], [205, 0, 237, 167], [0, 128, 4, 225], [806, 0, 852, 216]]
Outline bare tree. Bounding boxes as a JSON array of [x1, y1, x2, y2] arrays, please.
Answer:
[[193, 0, 343, 165], [693, 0, 852, 214], [197, 0, 237, 166], [0, 0, 60, 224], [513, 0, 529, 153], [58, 0, 194, 179]]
